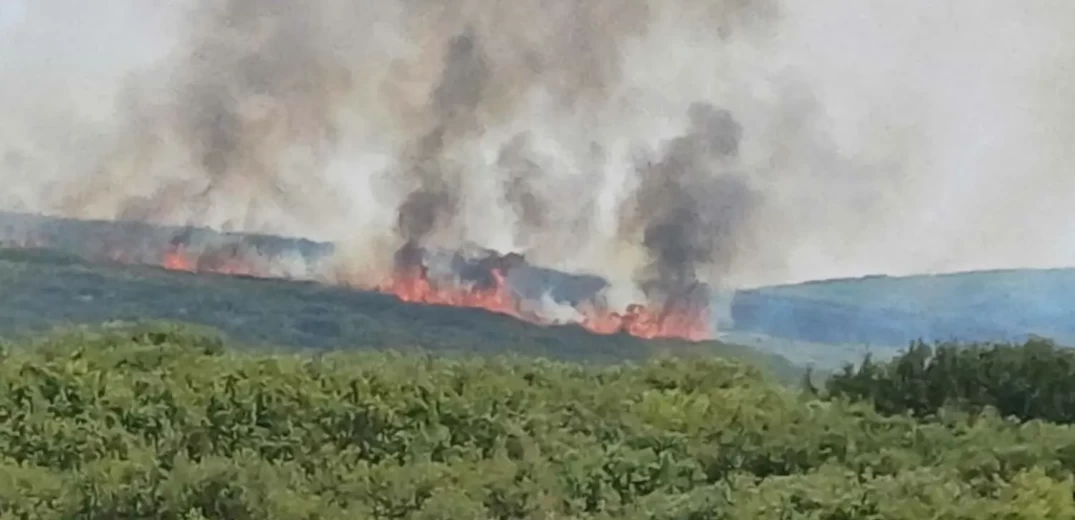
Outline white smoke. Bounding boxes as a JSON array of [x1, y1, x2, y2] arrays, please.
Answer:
[[1, 0, 1073, 294]]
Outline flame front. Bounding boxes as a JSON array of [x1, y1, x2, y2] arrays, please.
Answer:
[[145, 245, 712, 341], [162, 244, 264, 277], [162, 246, 196, 272], [1, 220, 712, 342], [580, 303, 710, 341], [376, 260, 711, 341], [380, 266, 521, 318]]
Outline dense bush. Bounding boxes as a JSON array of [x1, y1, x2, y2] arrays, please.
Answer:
[[826, 337, 1075, 423], [0, 323, 1074, 518]]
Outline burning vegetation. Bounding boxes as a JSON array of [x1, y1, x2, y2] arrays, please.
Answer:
[[378, 240, 712, 340], [0, 211, 712, 341], [0, 0, 773, 344]]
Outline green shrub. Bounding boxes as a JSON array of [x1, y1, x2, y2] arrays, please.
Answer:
[[0, 325, 1073, 518], [827, 338, 1075, 423]]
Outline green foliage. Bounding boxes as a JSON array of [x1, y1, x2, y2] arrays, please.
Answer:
[[0, 324, 1072, 518], [827, 338, 1075, 423]]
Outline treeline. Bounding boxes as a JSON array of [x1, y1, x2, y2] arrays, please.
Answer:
[[825, 337, 1075, 424], [0, 323, 1074, 518]]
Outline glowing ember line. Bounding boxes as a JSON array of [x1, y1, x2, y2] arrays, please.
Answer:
[[162, 246, 196, 272], [373, 265, 709, 341], [378, 267, 523, 319], [3, 231, 711, 342]]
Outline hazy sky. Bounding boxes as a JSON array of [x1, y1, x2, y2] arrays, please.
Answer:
[[0, 1, 25, 30], [1, 0, 1073, 289]]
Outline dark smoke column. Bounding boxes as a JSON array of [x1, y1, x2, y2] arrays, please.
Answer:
[[394, 28, 490, 274], [624, 102, 759, 322]]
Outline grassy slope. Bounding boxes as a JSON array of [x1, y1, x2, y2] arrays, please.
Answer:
[[0, 248, 802, 381]]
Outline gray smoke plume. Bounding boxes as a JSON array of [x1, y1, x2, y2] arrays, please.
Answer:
[[622, 102, 758, 306], [110, 0, 351, 234], [497, 133, 548, 242], [394, 28, 488, 252], [2, 0, 1074, 315]]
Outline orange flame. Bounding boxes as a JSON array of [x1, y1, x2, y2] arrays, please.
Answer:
[[162, 246, 196, 272], [162, 245, 264, 277], [19, 239, 711, 342], [380, 266, 523, 319], [580, 303, 710, 341], [374, 263, 710, 341]]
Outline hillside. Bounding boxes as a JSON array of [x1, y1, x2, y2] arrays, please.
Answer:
[[0, 248, 801, 381], [5, 241, 1075, 372], [729, 268, 1075, 365], [0, 325, 1072, 519], [6, 211, 1075, 370]]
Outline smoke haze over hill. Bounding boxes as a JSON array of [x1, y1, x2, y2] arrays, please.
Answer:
[[1, 0, 1073, 299]]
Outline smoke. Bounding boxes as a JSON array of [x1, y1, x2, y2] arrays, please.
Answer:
[[1, 0, 1074, 307], [394, 27, 488, 252], [620, 102, 757, 306]]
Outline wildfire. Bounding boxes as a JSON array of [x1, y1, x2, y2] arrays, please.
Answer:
[[142, 244, 712, 341], [381, 266, 521, 318], [161, 245, 264, 277], [5, 226, 711, 342], [374, 261, 710, 341], [580, 303, 710, 342], [162, 247, 196, 272]]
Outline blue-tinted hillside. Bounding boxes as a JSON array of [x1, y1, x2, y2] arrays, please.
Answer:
[[729, 269, 1075, 347]]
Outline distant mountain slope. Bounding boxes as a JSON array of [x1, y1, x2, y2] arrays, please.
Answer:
[[0, 248, 801, 381], [4, 235, 1073, 374], [730, 269, 1075, 348], [7, 211, 1071, 369]]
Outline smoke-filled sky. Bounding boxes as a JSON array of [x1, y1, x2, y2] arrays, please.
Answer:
[[1, 0, 1073, 291]]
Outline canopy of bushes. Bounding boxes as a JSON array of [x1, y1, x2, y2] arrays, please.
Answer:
[[0, 323, 1073, 519]]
